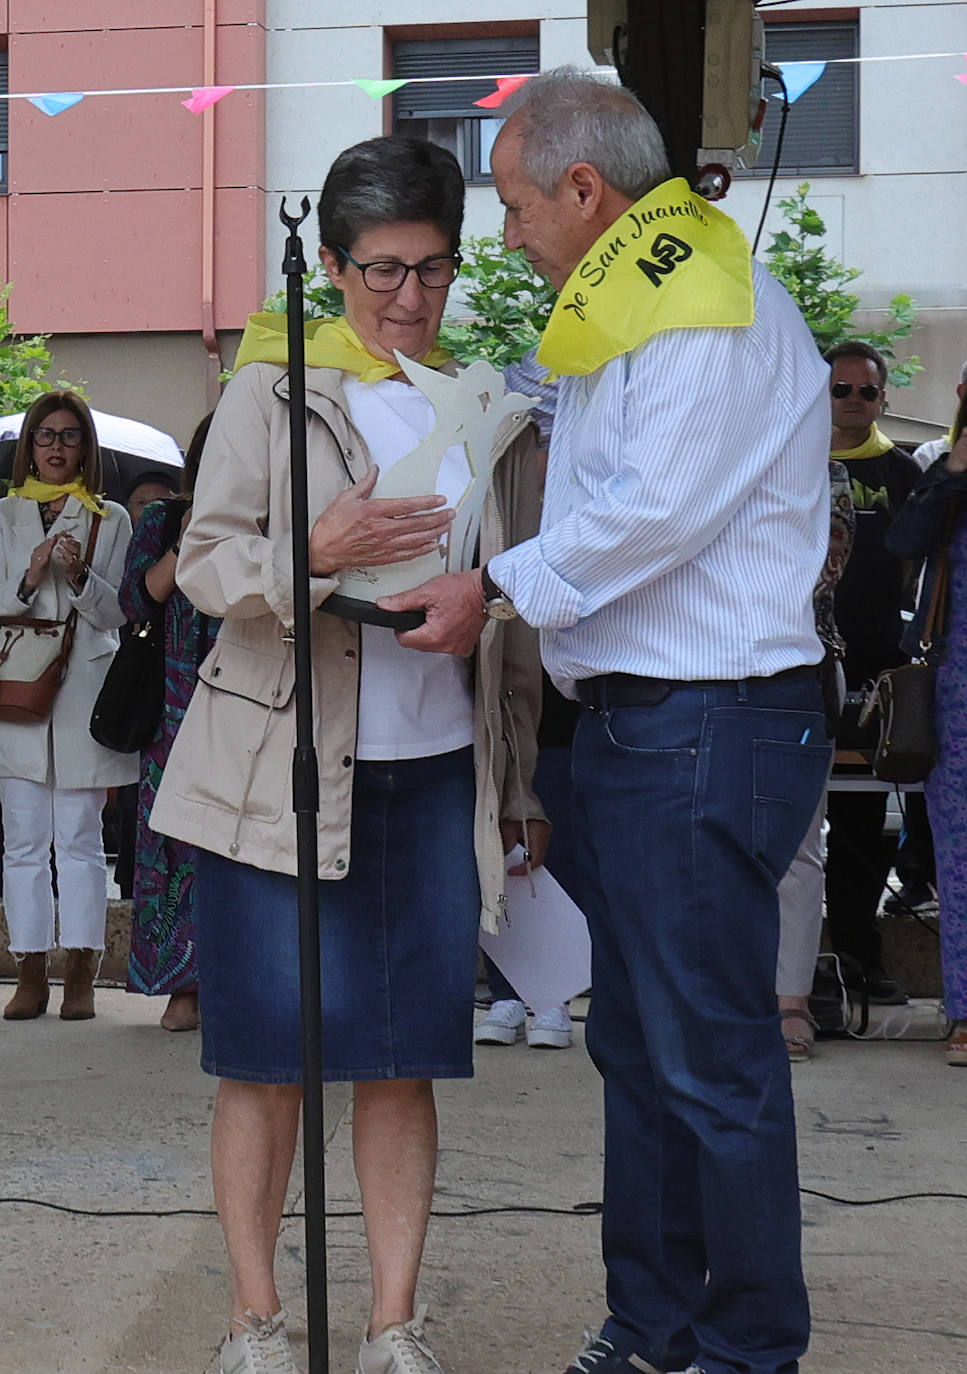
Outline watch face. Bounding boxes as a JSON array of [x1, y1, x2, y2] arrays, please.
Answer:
[[485, 597, 518, 621]]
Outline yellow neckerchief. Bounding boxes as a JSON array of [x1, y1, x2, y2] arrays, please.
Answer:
[[830, 423, 895, 461], [9, 476, 106, 514], [233, 313, 452, 382], [537, 177, 754, 378]]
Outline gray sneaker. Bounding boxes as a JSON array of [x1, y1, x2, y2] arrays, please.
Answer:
[[219, 1308, 297, 1374], [356, 1305, 445, 1374]]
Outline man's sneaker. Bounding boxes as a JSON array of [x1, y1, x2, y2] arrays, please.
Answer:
[[527, 1003, 573, 1048], [883, 880, 937, 914], [565, 1332, 660, 1373], [219, 1308, 297, 1374], [356, 1306, 445, 1374], [474, 998, 526, 1045]]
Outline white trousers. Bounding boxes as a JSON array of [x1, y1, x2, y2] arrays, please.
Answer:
[[0, 778, 108, 953], [775, 660, 844, 997]]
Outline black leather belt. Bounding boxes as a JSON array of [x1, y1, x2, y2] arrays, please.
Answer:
[[574, 664, 820, 711]]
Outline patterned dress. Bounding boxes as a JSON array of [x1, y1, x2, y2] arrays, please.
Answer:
[[118, 500, 221, 996], [926, 510, 967, 1019]]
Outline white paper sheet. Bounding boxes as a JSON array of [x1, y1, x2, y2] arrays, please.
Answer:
[[479, 846, 592, 1012]]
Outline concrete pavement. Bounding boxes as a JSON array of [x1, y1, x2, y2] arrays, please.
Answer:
[[1, 986, 966, 1374]]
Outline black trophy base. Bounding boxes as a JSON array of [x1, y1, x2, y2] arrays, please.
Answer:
[[319, 592, 426, 631]]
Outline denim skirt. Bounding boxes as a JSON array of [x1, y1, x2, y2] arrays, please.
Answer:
[[194, 746, 480, 1083]]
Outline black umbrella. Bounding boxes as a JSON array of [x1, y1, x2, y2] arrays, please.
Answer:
[[0, 438, 184, 506]]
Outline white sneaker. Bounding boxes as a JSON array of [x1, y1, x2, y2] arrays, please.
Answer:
[[219, 1308, 297, 1374], [474, 998, 526, 1045], [527, 1003, 572, 1048], [356, 1305, 445, 1373]]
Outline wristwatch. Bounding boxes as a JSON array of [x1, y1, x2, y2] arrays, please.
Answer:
[[480, 562, 518, 620]]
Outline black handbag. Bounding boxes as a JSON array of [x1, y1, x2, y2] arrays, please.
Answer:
[[89, 619, 165, 753], [89, 502, 182, 753], [857, 504, 955, 784]]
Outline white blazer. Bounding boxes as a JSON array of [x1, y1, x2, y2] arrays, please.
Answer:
[[0, 494, 139, 789]]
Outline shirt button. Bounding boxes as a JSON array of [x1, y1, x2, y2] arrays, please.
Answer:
[[342, 755, 352, 768], [345, 649, 356, 660], [335, 858, 346, 871], [229, 842, 239, 855]]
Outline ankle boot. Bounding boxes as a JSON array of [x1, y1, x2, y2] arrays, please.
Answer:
[[61, 948, 97, 1020], [3, 952, 50, 1020]]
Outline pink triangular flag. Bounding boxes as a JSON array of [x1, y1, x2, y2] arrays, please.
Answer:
[[956, 72, 967, 85], [474, 75, 531, 109], [181, 86, 235, 114]]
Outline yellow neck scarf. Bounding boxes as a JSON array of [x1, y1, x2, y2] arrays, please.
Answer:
[[537, 177, 754, 378], [233, 313, 452, 382], [9, 476, 105, 514], [830, 422, 895, 461]]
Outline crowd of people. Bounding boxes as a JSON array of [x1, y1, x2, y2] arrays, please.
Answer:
[[2, 61, 965, 1374]]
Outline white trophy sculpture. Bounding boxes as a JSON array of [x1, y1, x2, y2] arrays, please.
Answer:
[[321, 351, 538, 629]]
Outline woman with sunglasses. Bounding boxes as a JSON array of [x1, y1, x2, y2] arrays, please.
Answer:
[[0, 389, 136, 1021], [150, 136, 547, 1374]]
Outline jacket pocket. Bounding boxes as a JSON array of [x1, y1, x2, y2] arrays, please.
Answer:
[[189, 637, 296, 822]]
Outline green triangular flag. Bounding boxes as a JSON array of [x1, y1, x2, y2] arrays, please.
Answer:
[[353, 78, 408, 100]]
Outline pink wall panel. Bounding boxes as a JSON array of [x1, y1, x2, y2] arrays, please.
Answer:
[[9, 188, 264, 334], [11, 3, 265, 32], [11, 26, 264, 193], [0, 4, 8, 34], [0, 197, 8, 287]]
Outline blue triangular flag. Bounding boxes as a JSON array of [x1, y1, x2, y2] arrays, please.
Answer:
[[774, 62, 827, 105], [29, 92, 85, 117]]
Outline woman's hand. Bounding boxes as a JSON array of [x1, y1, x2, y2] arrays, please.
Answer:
[[23, 536, 57, 592], [51, 532, 88, 590], [309, 467, 455, 577], [947, 433, 967, 475], [501, 818, 552, 874]]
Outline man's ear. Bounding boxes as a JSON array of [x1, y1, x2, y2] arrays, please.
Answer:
[[564, 162, 605, 219], [319, 245, 344, 289]]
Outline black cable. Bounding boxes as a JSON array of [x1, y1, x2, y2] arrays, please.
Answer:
[[4, 1188, 967, 1219], [752, 67, 789, 256]]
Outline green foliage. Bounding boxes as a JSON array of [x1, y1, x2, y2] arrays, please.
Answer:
[[436, 236, 557, 367], [763, 184, 921, 388], [260, 235, 556, 370], [0, 285, 87, 413]]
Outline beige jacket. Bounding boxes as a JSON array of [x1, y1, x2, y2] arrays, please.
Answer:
[[150, 361, 546, 931], [0, 496, 139, 789]]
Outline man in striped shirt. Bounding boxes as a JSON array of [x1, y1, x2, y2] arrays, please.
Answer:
[[382, 67, 832, 1374]]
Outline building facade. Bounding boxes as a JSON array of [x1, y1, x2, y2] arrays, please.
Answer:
[[3, 2, 965, 443]]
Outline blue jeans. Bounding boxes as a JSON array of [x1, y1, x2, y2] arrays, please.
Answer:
[[572, 677, 830, 1374]]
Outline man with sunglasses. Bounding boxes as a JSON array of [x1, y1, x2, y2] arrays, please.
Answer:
[[824, 340, 921, 1004]]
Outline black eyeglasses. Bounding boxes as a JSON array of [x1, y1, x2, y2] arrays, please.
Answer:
[[337, 247, 462, 292], [831, 381, 881, 401], [33, 425, 84, 448]]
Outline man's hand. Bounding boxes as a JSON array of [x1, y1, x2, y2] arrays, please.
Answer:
[[378, 568, 487, 656], [501, 818, 552, 875]]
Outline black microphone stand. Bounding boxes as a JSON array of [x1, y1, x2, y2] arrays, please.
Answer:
[[280, 196, 330, 1374]]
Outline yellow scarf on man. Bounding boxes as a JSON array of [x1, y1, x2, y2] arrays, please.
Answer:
[[233, 313, 452, 381], [9, 476, 105, 514], [537, 177, 754, 377], [830, 423, 896, 461]]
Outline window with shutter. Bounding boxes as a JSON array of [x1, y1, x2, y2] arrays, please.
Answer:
[[393, 35, 539, 185], [744, 21, 858, 178]]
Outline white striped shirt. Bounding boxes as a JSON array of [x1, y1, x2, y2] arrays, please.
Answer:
[[489, 261, 831, 690]]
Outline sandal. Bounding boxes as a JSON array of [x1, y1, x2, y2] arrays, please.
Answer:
[[946, 1022, 967, 1067], [780, 1009, 818, 1062]]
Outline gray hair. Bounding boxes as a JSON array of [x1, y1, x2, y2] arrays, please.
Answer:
[[499, 66, 671, 201]]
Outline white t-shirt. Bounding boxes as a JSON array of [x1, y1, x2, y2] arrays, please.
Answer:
[[343, 375, 474, 761]]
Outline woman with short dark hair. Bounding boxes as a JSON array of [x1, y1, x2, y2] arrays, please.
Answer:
[[0, 389, 136, 1020], [151, 137, 547, 1374]]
